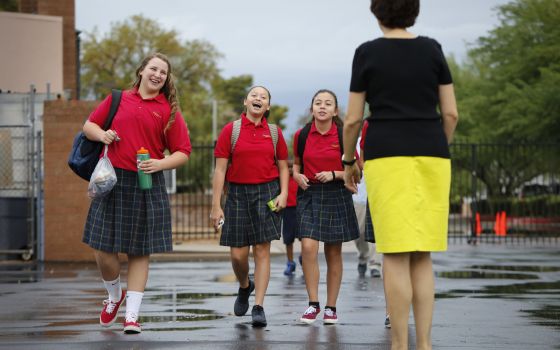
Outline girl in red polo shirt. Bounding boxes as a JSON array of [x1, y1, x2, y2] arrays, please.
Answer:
[[82, 53, 191, 334], [293, 89, 360, 325], [211, 86, 289, 327]]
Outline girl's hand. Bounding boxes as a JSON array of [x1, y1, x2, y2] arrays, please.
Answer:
[[315, 171, 335, 183], [138, 159, 164, 174], [274, 192, 288, 211], [100, 129, 119, 145], [294, 173, 310, 190], [210, 207, 225, 232]]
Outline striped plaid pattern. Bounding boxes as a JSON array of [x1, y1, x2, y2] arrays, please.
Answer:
[[364, 201, 375, 243], [83, 168, 172, 255], [296, 181, 359, 243], [220, 181, 281, 247]]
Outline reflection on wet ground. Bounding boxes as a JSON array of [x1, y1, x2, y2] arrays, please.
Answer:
[[436, 270, 539, 279], [521, 305, 560, 330], [445, 281, 560, 296], [436, 258, 560, 334], [469, 265, 560, 272], [0, 247, 559, 349]]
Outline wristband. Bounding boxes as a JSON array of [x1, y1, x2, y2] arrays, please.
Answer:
[[331, 171, 335, 181]]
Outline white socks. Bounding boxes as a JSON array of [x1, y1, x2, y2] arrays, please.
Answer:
[[125, 291, 144, 322], [103, 276, 122, 302]]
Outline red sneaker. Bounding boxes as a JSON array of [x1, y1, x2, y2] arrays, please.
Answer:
[[99, 291, 125, 327], [323, 308, 338, 324], [300, 305, 320, 324], [123, 319, 142, 334]]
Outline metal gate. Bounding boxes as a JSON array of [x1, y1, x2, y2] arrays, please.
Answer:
[[0, 87, 46, 261], [448, 142, 560, 244]]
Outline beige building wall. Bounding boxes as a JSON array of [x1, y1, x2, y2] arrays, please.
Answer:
[[0, 11, 63, 94]]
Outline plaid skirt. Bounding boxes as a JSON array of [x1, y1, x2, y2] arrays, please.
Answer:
[[296, 181, 359, 244], [364, 201, 375, 243], [220, 181, 282, 247], [82, 168, 172, 255]]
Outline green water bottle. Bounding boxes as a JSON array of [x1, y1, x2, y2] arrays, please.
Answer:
[[137, 147, 152, 190]]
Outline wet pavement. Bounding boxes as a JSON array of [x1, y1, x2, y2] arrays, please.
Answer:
[[0, 244, 559, 349]]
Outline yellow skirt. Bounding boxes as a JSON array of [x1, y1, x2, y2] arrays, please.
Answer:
[[363, 156, 451, 253]]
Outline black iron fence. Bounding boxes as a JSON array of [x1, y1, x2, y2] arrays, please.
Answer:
[[170, 142, 560, 244], [449, 143, 560, 244], [170, 144, 215, 240]]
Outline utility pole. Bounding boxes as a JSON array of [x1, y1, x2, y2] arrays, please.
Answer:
[[212, 99, 218, 141]]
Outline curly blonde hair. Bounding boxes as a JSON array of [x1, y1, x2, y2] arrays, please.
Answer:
[[133, 52, 179, 132]]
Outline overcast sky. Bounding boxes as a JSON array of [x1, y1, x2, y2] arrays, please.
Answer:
[[76, 0, 510, 136]]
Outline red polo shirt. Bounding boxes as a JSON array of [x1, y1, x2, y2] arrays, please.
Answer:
[[360, 120, 368, 150], [293, 122, 357, 183], [88, 89, 192, 172], [287, 177, 298, 207], [214, 113, 288, 184]]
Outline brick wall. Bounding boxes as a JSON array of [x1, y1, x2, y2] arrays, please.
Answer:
[[44, 99, 97, 261]]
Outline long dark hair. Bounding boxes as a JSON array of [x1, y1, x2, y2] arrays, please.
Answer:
[[307, 89, 343, 128], [132, 52, 179, 132]]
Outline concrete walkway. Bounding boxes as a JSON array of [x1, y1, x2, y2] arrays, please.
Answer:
[[0, 243, 559, 349]]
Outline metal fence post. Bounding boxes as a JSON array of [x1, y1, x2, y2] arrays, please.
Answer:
[[470, 143, 478, 242]]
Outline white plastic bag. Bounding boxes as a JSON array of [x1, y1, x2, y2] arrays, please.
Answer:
[[88, 145, 117, 198]]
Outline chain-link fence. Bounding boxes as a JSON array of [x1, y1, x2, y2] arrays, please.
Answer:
[[0, 89, 46, 261]]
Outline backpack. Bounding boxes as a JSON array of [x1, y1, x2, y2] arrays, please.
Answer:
[[296, 122, 343, 173], [230, 118, 279, 160], [68, 89, 122, 181]]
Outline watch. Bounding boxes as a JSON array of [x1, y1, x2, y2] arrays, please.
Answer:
[[341, 155, 356, 166]]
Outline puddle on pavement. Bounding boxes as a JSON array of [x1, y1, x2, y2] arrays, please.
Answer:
[[445, 280, 560, 297], [436, 270, 539, 280], [469, 265, 560, 272], [141, 313, 224, 322], [0, 275, 39, 283], [215, 273, 238, 283], [0, 330, 83, 338], [435, 292, 462, 299], [47, 319, 94, 328], [149, 326, 213, 332], [0, 265, 80, 284], [151, 292, 233, 303], [170, 308, 216, 314], [521, 304, 560, 330]]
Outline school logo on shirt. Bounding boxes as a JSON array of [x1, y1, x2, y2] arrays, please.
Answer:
[[152, 111, 162, 119]]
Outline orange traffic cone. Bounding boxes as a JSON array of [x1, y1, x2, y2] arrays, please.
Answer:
[[494, 212, 500, 236], [501, 211, 507, 236], [475, 212, 482, 236]]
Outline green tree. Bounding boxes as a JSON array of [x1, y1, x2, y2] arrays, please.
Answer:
[[80, 14, 289, 142], [81, 15, 184, 99], [0, 0, 18, 11], [454, 0, 560, 142]]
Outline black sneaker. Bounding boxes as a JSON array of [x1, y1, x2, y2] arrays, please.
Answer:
[[251, 305, 267, 327], [234, 279, 255, 316]]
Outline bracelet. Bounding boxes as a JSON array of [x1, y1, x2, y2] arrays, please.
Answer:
[[331, 171, 335, 181]]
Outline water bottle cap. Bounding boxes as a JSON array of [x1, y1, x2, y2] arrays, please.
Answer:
[[137, 147, 149, 154]]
